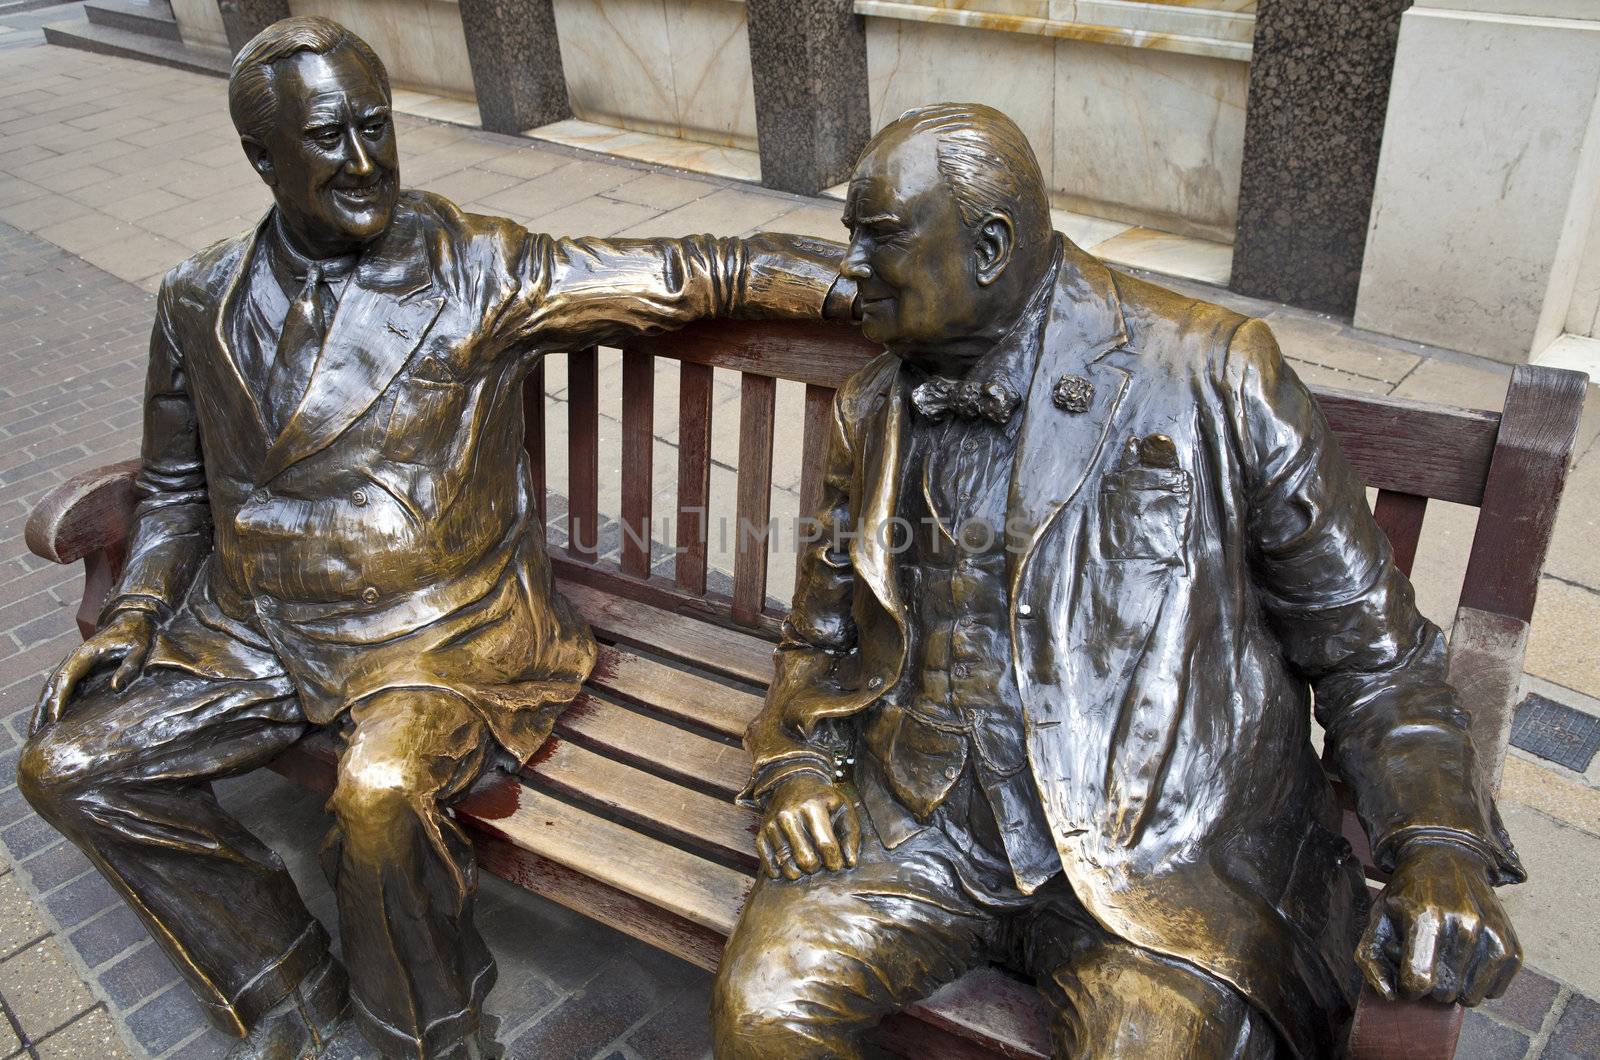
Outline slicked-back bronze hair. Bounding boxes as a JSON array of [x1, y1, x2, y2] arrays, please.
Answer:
[[228, 16, 390, 143], [867, 103, 1052, 242]]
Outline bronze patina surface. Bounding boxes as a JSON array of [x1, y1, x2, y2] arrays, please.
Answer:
[[15, 16, 848, 1059], [712, 104, 1524, 1059]]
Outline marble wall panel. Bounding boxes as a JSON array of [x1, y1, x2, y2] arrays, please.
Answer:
[[169, 0, 228, 51], [865, 16, 1057, 189], [551, 0, 756, 150], [1355, 7, 1600, 362], [1051, 0, 1255, 42], [1053, 36, 1246, 241], [1566, 180, 1600, 340], [663, 0, 758, 149], [288, 0, 477, 98]]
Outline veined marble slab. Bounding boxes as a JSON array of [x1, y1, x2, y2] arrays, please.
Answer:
[[289, 0, 477, 99], [528, 118, 762, 183], [550, 0, 758, 151], [392, 91, 482, 127], [1094, 226, 1233, 285], [853, 0, 1252, 61]]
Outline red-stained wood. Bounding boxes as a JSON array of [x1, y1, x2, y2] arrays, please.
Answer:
[[632, 317, 878, 389], [551, 555, 785, 639], [799, 383, 835, 522], [733, 374, 776, 626], [1459, 364, 1588, 624], [1316, 391, 1500, 507], [1347, 985, 1464, 1060], [620, 348, 655, 579], [676, 361, 714, 596], [554, 693, 750, 799], [23, 459, 139, 566], [558, 578, 775, 687], [1373, 490, 1428, 578], [523, 360, 547, 526], [567, 347, 600, 561], [587, 643, 764, 740]]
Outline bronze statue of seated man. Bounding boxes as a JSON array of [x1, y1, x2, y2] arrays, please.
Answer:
[[712, 103, 1524, 1059], [16, 16, 849, 1059]]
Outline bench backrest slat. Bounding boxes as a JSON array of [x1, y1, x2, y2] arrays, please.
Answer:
[[1372, 490, 1428, 578], [799, 384, 835, 521], [567, 347, 601, 562], [675, 362, 715, 596], [732, 374, 777, 624], [620, 348, 655, 579]]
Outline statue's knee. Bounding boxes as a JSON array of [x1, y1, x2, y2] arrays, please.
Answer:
[[17, 728, 91, 824], [328, 754, 429, 852], [711, 943, 820, 1053]]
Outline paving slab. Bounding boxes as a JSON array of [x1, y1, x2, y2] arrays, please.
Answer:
[[0, 935, 98, 1041], [34, 1004, 134, 1059], [1497, 803, 1600, 999]]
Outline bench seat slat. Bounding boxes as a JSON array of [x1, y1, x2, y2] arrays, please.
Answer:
[[562, 580, 775, 687], [555, 695, 751, 800], [589, 644, 763, 740], [456, 778, 751, 936], [525, 738, 759, 872]]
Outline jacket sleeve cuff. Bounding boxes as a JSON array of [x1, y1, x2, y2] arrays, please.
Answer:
[[736, 752, 837, 809], [1373, 817, 1527, 887], [98, 593, 169, 629]]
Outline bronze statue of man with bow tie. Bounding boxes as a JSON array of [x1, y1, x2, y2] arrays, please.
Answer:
[[16, 16, 851, 1060], [712, 103, 1524, 1058]]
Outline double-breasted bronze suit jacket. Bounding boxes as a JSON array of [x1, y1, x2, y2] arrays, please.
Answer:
[[744, 239, 1523, 1056], [113, 190, 845, 762]]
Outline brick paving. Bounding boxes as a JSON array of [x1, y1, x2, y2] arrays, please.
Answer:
[[1, 19, 1599, 1060]]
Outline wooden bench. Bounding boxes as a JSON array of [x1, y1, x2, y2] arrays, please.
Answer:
[[26, 317, 1587, 1058]]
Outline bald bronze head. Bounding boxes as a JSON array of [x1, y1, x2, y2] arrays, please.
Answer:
[[840, 104, 1055, 373], [231, 17, 399, 259]]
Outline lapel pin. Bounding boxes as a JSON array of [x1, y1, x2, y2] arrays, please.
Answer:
[[1052, 374, 1094, 414], [386, 322, 410, 339]]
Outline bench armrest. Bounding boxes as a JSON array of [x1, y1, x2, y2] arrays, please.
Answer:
[[25, 460, 140, 565]]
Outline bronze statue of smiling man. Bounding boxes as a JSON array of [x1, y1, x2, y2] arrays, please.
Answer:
[[712, 104, 1524, 1059], [17, 16, 850, 1060]]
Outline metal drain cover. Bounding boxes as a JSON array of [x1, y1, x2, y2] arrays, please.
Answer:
[[1510, 693, 1600, 773]]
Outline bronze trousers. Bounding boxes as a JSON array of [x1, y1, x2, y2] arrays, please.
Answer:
[[712, 786, 1279, 1059], [18, 667, 496, 1058]]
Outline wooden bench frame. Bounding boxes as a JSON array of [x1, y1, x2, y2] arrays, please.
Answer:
[[26, 317, 1587, 1058]]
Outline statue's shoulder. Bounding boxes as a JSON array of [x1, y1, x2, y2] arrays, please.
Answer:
[[155, 228, 256, 315], [1101, 263, 1252, 374], [835, 351, 901, 423]]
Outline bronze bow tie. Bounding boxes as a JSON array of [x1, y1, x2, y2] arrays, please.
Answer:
[[911, 376, 1020, 425]]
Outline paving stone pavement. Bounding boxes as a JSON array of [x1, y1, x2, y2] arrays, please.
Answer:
[[1, 21, 1600, 1060]]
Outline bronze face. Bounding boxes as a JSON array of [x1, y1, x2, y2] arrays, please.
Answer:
[[241, 46, 399, 257]]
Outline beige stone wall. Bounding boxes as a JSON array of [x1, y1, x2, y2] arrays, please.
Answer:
[[864, 12, 1250, 242], [287, 0, 477, 100], [549, 0, 758, 151]]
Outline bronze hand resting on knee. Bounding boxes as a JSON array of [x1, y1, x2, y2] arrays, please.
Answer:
[[712, 103, 1522, 1060], [19, 16, 851, 1059]]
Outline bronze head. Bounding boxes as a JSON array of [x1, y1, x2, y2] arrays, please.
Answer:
[[230, 16, 399, 258], [841, 103, 1054, 373]]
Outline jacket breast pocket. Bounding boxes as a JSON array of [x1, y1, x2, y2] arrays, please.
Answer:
[[381, 375, 467, 465], [1097, 466, 1191, 565]]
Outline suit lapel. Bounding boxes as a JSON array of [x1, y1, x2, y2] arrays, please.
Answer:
[[1007, 239, 1132, 597], [259, 200, 444, 482], [206, 216, 272, 443], [849, 361, 907, 620]]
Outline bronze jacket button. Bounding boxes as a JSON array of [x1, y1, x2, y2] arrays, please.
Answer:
[[351, 489, 368, 507], [360, 586, 380, 605]]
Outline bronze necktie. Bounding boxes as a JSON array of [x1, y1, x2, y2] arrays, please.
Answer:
[[266, 264, 328, 434]]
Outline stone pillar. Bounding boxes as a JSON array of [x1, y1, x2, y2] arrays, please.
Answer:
[[458, 0, 571, 136], [1228, 0, 1411, 316], [216, 0, 289, 54], [745, 0, 871, 196]]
